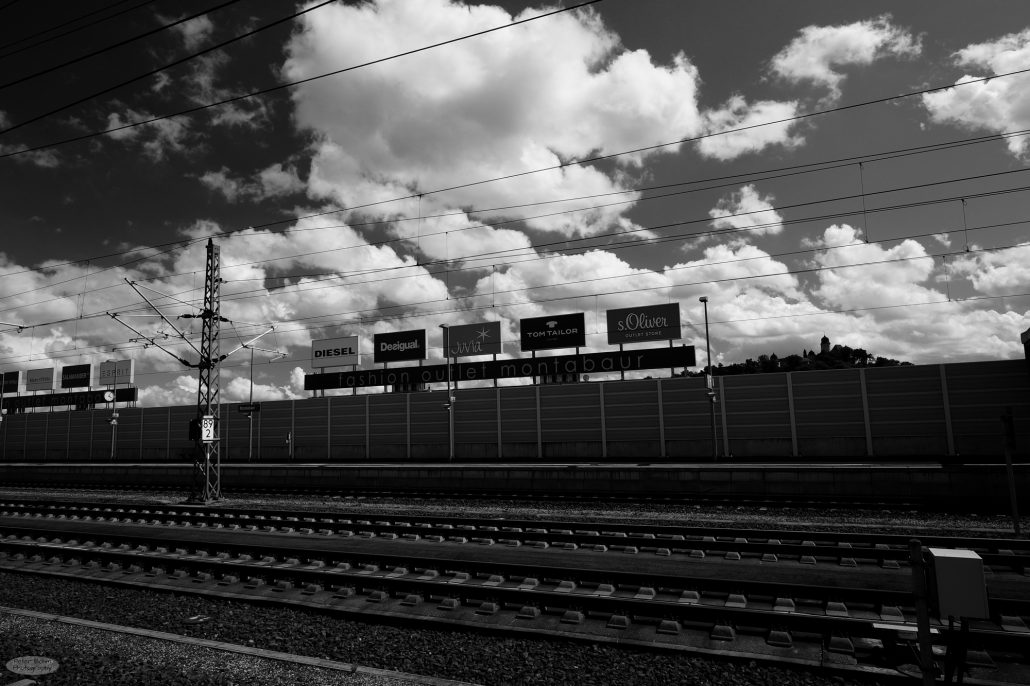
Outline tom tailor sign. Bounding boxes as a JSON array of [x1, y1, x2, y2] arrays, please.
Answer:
[[305, 345, 695, 390], [374, 329, 426, 363], [606, 303, 681, 344], [520, 312, 585, 352]]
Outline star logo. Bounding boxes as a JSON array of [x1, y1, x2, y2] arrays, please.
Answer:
[[476, 327, 492, 341]]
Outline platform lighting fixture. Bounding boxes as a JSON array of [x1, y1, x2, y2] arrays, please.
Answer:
[[699, 297, 718, 461]]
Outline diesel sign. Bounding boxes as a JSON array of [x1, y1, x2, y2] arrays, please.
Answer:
[[311, 336, 359, 367], [374, 329, 426, 363], [520, 312, 585, 352]]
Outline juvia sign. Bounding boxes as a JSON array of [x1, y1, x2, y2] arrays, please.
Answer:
[[374, 329, 426, 363], [443, 321, 501, 357], [520, 312, 585, 352], [1, 370, 18, 394], [606, 303, 681, 345]]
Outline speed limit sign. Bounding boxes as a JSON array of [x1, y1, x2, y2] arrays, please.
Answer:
[[200, 415, 215, 443]]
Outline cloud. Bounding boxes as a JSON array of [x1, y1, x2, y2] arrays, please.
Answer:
[[105, 108, 190, 160], [922, 29, 1030, 157], [698, 96, 804, 160], [708, 184, 785, 238], [808, 224, 943, 311], [167, 14, 214, 50], [949, 242, 1030, 295], [770, 15, 920, 100], [283, 0, 704, 238], [199, 163, 306, 202]]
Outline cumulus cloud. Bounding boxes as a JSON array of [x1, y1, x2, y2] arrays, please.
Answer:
[[698, 96, 804, 160], [283, 0, 704, 239], [949, 242, 1030, 295], [922, 29, 1030, 157], [770, 15, 920, 101], [808, 224, 943, 311], [167, 14, 214, 50], [708, 185, 785, 239]]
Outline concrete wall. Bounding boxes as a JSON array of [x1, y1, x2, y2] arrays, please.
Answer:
[[1, 359, 1027, 462]]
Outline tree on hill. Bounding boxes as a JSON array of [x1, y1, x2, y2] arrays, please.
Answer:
[[686, 337, 911, 377]]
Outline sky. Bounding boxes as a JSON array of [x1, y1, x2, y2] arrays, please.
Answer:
[[1, 0, 1030, 406]]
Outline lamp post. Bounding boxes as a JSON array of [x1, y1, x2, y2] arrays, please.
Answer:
[[439, 325, 455, 461], [699, 297, 718, 460]]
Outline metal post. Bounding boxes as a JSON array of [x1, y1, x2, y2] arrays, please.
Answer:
[[440, 325, 454, 461], [248, 346, 254, 462], [700, 296, 717, 460], [910, 539, 936, 686], [1002, 408, 1022, 537]]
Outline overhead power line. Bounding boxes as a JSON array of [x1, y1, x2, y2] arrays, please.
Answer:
[[0, 0, 155, 58], [0, 0, 339, 136], [0, 0, 603, 141], [0, 0, 245, 92]]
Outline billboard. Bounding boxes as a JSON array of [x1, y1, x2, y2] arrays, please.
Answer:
[[311, 336, 359, 367], [520, 312, 586, 352], [443, 321, 502, 357], [374, 329, 426, 363], [1, 371, 18, 394], [306, 344, 696, 390], [98, 360, 134, 385], [61, 364, 92, 389], [25, 367, 54, 392], [606, 303, 681, 345]]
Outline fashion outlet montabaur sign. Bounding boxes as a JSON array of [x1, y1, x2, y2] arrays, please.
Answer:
[[305, 344, 695, 390]]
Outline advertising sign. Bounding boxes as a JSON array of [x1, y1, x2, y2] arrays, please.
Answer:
[[606, 303, 681, 345], [25, 367, 54, 392], [311, 336, 359, 367], [443, 321, 501, 357], [520, 312, 586, 352], [60, 364, 92, 389], [306, 344, 696, 390], [1, 370, 18, 394], [98, 359, 134, 385], [374, 329, 426, 363]]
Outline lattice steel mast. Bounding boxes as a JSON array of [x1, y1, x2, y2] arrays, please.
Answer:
[[109, 238, 278, 504]]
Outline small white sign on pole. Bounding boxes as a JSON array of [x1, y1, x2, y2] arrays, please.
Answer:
[[200, 415, 215, 443]]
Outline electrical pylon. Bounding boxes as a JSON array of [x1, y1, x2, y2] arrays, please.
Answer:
[[109, 237, 280, 504], [192, 238, 222, 502]]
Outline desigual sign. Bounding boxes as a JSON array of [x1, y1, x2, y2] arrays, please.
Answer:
[[374, 329, 426, 363], [443, 321, 502, 357], [520, 312, 586, 352], [312, 336, 359, 366], [606, 303, 681, 345]]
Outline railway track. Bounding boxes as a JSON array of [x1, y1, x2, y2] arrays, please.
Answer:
[[2, 499, 1030, 683]]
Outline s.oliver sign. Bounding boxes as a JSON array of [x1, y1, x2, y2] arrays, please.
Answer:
[[374, 329, 426, 363], [312, 336, 359, 366], [520, 312, 585, 351], [606, 303, 681, 344]]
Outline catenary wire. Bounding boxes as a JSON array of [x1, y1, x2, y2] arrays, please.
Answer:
[[0, 0, 155, 58], [0, 0, 245, 91], [0, 0, 602, 140], [0, 0, 338, 136], [2, 123, 1028, 311]]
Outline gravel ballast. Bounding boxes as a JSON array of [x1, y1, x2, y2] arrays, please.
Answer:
[[4, 486, 1016, 685]]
